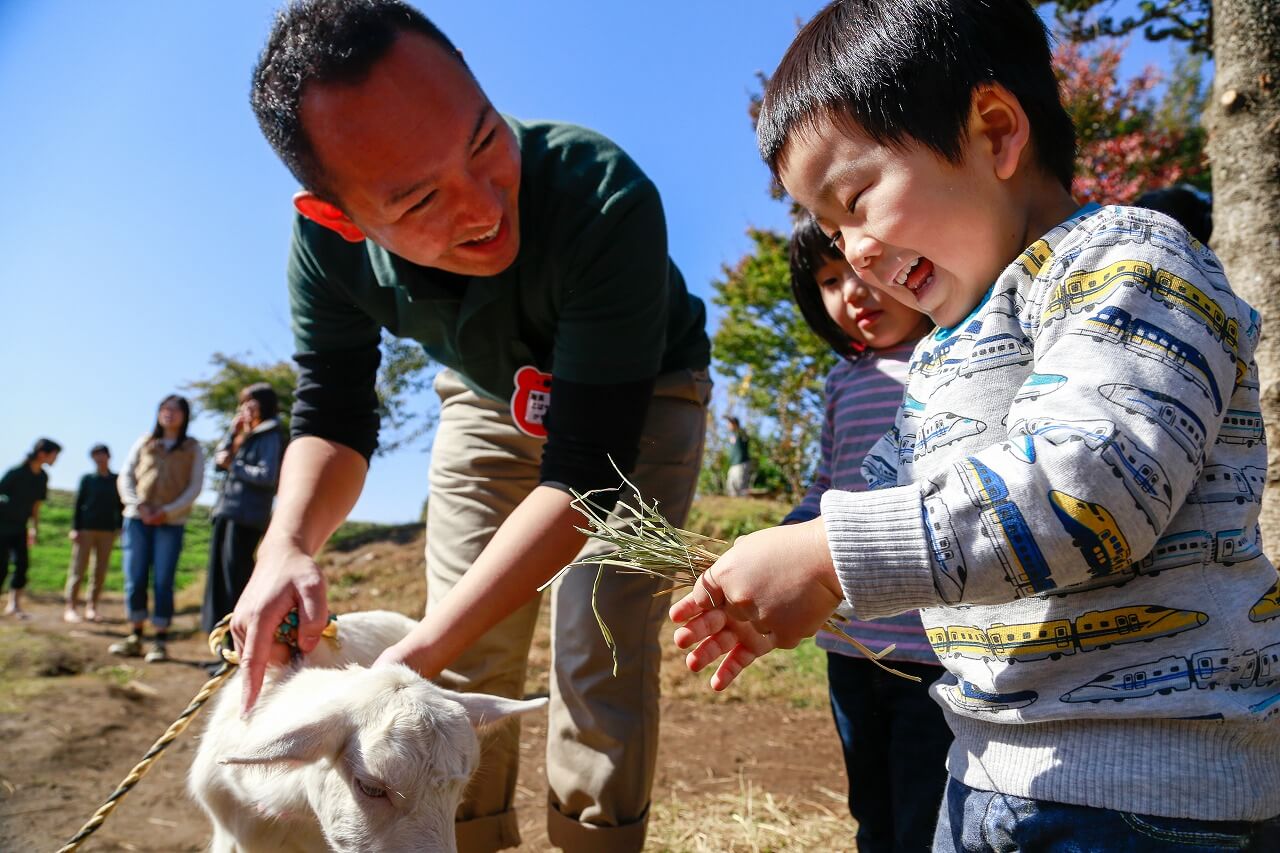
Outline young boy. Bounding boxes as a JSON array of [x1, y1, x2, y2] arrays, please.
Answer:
[[672, 1, 1280, 848], [787, 217, 948, 851]]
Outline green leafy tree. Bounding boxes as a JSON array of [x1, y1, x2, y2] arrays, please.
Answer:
[[711, 228, 836, 498], [188, 335, 439, 456], [1043, 0, 1211, 53]]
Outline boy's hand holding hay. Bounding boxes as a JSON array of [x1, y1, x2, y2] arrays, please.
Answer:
[[551, 460, 915, 691]]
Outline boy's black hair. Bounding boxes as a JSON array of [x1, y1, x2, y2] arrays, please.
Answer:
[[250, 0, 463, 202], [1132, 184, 1213, 246], [758, 0, 1076, 192], [151, 395, 191, 450], [789, 217, 864, 357]]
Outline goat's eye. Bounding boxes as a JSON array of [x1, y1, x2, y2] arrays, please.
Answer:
[[355, 778, 387, 799]]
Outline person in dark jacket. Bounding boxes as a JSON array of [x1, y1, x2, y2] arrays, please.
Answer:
[[1, 438, 61, 619], [64, 444, 123, 623], [201, 383, 285, 635]]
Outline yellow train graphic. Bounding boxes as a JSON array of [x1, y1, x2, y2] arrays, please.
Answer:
[[1048, 490, 1131, 577], [1041, 260, 1152, 324], [1250, 578, 1280, 623], [927, 604, 1208, 664], [1018, 239, 1053, 278], [1149, 267, 1239, 354]]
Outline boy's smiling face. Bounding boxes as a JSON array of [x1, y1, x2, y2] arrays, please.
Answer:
[[778, 89, 1061, 329]]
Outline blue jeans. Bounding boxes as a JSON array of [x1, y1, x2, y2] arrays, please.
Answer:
[[828, 653, 952, 852], [121, 517, 185, 629], [934, 777, 1280, 852]]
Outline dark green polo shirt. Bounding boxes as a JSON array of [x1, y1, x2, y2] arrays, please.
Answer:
[[288, 119, 709, 411], [0, 463, 48, 536]]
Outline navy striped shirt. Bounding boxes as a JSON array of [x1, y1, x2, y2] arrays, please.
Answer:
[[785, 342, 941, 665]]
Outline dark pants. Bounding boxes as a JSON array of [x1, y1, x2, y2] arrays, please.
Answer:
[[201, 516, 264, 635], [934, 776, 1280, 852], [828, 652, 951, 853], [0, 531, 29, 592]]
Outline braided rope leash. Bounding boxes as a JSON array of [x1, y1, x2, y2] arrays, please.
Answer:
[[55, 612, 338, 853]]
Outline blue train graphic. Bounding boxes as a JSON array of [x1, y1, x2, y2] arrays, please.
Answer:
[[1075, 306, 1223, 414], [911, 334, 968, 379], [924, 494, 967, 602], [1013, 373, 1067, 403], [1062, 643, 1280, 703], [1218, 409, 1264, 447], [1098, 383, 1206, 463], [1100, 432, 1174, 523], [915, 412, 986, 458], [901, 392, 926, 420], [1215, 526, 1264, 565], [956, 334, 1033, 379], [897, 430, 916, 468], [1001, 435, 1037, 464], [1050, 529, 1210, 597], [862, 451, 897, 489], [1009, 417, 1116, 451], [1041, 259, 1152, 325], [927, 604, 1208, 664], [943, 680, 1039, 712], [1251, 578, 1280, 623], [1048, 490, 1131, 578], [956, 457, 1055, 595], [1187, 464, 1263, 506]]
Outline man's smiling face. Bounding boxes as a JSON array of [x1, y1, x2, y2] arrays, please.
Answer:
[[778, 113, 1023, 329], [299, 32, 522, 276]]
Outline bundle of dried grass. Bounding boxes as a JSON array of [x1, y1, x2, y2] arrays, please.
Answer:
[[543, 464, 919, 682]]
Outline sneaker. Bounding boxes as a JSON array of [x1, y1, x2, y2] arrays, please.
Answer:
[[109, 634, 143, 657], [63, 609, 83, 624], [144, 642, 168, 663], [85, 606, 101, 623]]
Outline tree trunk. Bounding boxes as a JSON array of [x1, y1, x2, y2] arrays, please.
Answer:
[[1205, 0, 1280, 556]]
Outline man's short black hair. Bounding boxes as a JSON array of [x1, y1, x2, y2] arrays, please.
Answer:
[[758, 0, 1076, 192], [250, 0, 462, 201], [90, 443, 110, 457], [1133, 184, 1213, 246], [789, 217, 862, 357]]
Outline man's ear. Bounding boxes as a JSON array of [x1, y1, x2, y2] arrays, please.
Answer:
[[968, 84, 1031, 182], [293, 191, 366, 243]]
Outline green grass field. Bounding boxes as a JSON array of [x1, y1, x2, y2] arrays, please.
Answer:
[[20, 489, 214, 595]]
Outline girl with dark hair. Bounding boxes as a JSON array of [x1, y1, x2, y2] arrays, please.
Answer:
[[782, 218, 949, 853], [111, 395, 203, 662], [201, 383, 285, 640], [0, 438, 61, 618]]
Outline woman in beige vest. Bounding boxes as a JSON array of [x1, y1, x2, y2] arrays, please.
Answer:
[[110, 395, 204, 662]]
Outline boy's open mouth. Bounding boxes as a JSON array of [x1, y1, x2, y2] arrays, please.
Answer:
[[894, 257, 935, 294]]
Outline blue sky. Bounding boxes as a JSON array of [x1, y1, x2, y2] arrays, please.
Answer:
[[0, 1, 1180, 523]]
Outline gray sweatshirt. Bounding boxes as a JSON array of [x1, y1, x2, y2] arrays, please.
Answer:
[[822, 205, 1280, 821]]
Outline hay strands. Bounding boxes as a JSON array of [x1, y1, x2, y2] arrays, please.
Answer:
[[541, 460, 920, 682]]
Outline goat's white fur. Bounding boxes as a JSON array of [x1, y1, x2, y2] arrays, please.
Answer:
[[189, 610, 545, 852]]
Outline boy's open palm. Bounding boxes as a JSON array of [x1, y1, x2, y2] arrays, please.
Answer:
[[670, 519, 844, 689]]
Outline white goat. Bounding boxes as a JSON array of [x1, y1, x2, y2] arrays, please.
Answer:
[[189, 610, 544, 853]]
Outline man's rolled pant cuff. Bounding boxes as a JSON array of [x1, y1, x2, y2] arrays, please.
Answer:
[[546, 802, 649, 853], [455, 809, 521, 853]]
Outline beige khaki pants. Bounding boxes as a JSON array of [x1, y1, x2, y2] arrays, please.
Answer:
[[65, 529, 116, 605], [427, 368, 710, 853]]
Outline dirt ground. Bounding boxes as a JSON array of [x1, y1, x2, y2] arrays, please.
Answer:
[[0, 530, 851, 852]]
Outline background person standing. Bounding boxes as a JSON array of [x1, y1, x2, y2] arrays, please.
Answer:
[[201, 383, 284, 636], [724, 416, 752, 497], [63, 443, 123, 623], [111, 395, 203, 663], [0, 438, 61, 619]]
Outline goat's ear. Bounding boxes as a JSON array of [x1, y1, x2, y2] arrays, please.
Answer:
[[219, 710, 352, 768], [441, 690, 548, 733]]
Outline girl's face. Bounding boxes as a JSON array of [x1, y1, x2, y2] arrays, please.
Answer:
[[238, 398, 262, 426], [157, 402, 186, 431], [815, 256, 932, 350]]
